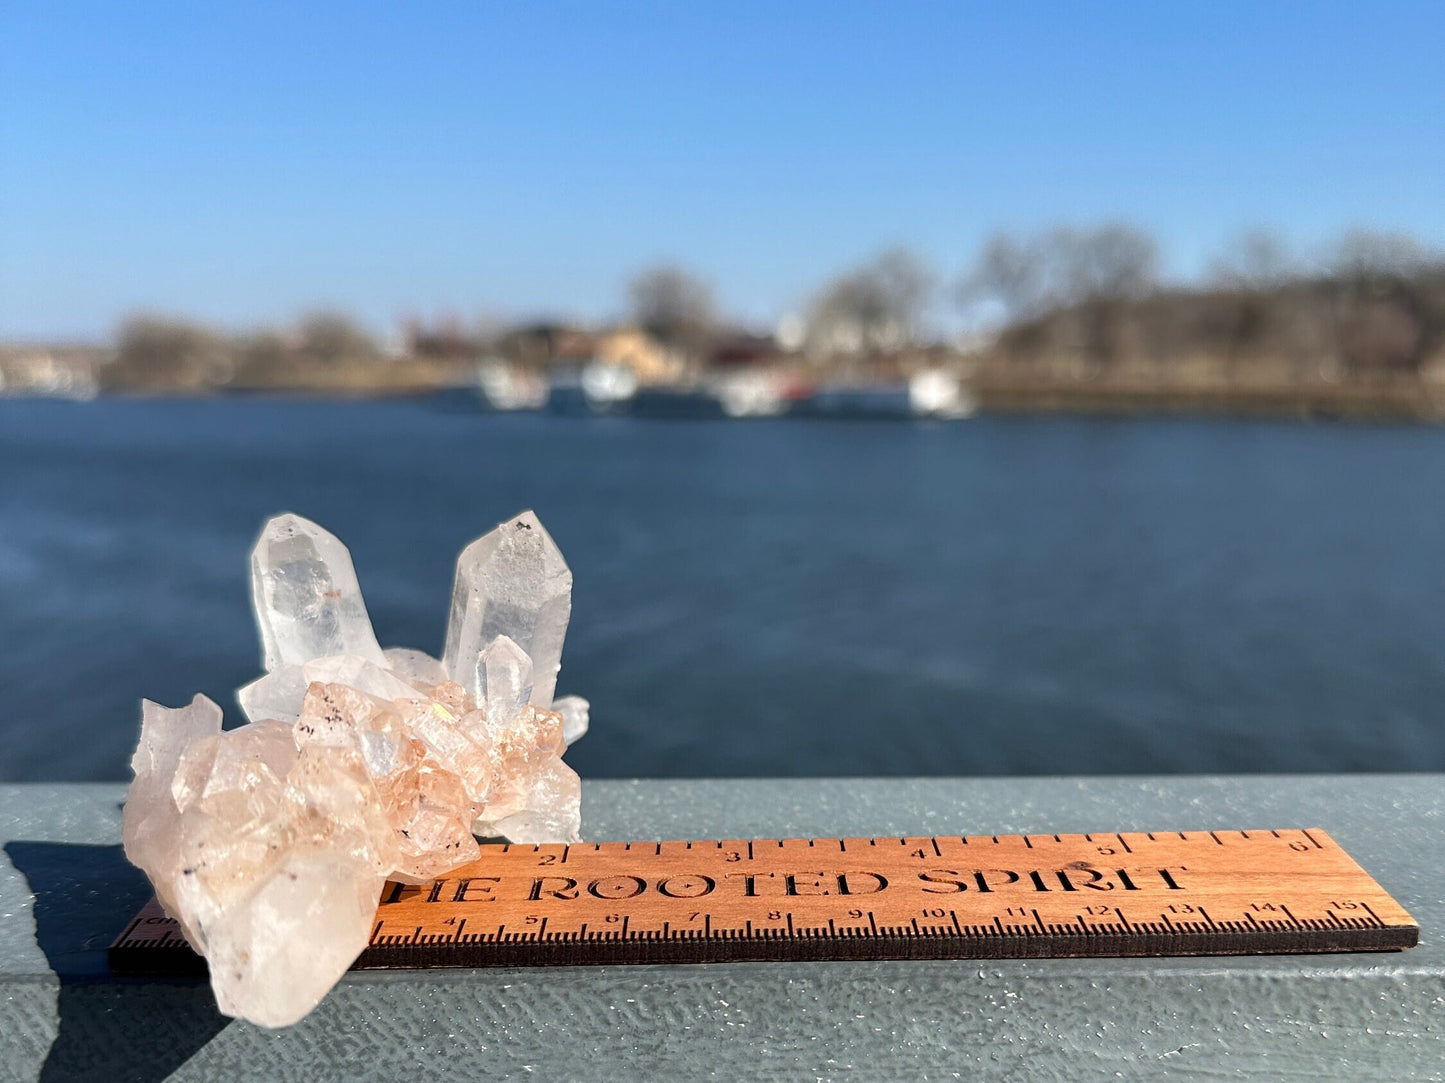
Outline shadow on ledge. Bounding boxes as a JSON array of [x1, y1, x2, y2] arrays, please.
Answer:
[[6, 841, 230, 1083]]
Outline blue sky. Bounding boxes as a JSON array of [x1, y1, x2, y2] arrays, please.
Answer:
[[2, 2, 1442, 340]]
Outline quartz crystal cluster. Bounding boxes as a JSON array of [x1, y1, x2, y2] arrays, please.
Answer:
[[122, 511, 588, 1027]]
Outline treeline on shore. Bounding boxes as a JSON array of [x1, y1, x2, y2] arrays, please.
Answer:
[[9, 225, 1445, 411], [972, 226, 1445, 384]]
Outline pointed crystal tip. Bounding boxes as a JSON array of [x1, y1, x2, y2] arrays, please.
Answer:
[[480, 635, 534, 726], [250, 513, 385, 672], [443, 510, 572, 708]]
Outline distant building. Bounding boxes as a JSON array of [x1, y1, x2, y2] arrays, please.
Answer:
[[707, 332, 782, 369], [0, 348, 101, 399], [495, 323, 597, 371], [593, 328, 682, 385]]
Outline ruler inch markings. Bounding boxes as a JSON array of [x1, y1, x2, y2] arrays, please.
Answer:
[[109, 827, 1418, 974]]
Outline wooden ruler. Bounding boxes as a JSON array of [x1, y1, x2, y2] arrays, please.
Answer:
[[110, 828, 1417, 973]]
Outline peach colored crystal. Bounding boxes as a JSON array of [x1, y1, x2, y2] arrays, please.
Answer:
[[123, 512, 587, 1027]]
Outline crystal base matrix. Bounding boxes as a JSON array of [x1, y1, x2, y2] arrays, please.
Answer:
[[121, 510, 588, 1026]]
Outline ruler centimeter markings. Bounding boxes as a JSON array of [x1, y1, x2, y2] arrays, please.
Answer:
[[109, 828, 1417, 974]]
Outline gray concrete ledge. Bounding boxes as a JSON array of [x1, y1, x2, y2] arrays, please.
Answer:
[[1, 776, 1441, 1081]]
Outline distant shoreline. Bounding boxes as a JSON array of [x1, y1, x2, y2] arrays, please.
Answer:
[[968, 373, 1445, 423], [7, 340, 1445, 422], [10, 372, 1444, 424]]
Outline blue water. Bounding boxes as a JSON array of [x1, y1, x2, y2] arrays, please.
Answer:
[[3, 395, 1444, 781]]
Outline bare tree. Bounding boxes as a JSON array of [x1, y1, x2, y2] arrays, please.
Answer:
[[962, 223, 1158, 320], [1060, 225, 1158, 367], [961, 224, 1157, 367], [1202, 231, 1298, 372], [1055, 223, 1159, 302], [1329, 229, 1441, 374], [1332, 228, 1436, 281], [296, 311, 380, 364], [233, 327, 292, 383], [958, 232, 1049, 322], [627, 265, 716, 358], [808, 248, 936, 356], [110, 314, 232, 388], [1209, 228, 1295, 289], [870, 248, 936, 335]]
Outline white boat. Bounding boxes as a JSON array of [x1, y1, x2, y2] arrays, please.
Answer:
[[908, 369, 976, 419], [580, 361, 639, 411], [0, 353, 99, 400], [711, 371, 788, 418], [476, 361, 547, 411]]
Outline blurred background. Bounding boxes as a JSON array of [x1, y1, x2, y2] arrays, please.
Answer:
[[3, 3, 1444, 781]]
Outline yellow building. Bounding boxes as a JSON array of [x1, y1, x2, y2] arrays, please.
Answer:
[[593, 328, 683, 385]]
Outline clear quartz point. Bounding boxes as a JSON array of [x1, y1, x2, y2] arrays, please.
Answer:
[[442, 510, 571, 708], [250, 513, 386, 671], [552, 695, 590, 745], [479, 635, 533, 726]]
